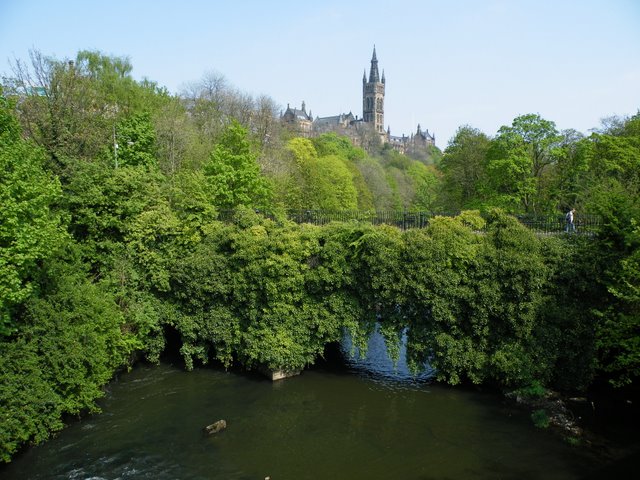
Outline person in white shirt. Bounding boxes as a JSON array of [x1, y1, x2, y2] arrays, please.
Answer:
[[565, 208, 576, 233]]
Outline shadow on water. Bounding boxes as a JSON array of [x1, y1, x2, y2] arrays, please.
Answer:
[[569, 380, 640, 479], [1, 326, 632, 480]]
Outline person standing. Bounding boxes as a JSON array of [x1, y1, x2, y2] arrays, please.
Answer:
[[565, 208, 576, 233]]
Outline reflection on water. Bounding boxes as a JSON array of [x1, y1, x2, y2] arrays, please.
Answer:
[[2, 330, 601, 480], [341, 324, 435, 386]]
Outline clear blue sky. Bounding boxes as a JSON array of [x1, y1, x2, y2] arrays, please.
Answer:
[[1, 0, 639, 147]]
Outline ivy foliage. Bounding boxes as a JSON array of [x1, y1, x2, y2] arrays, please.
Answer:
[[145, 208, 580, 391], [166, 210, 369, 371]]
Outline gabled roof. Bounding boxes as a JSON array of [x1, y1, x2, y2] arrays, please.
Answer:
[[415, 124, 435, 141], [283, 103, 313, 122]]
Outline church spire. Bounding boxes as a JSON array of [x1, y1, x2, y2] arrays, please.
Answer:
[[368, 46, 380, 83]]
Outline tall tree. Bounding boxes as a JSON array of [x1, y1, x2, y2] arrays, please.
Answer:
[[547, 129, 587, 210], [4, 50, 166, 170], [0, 94, 64, 334], [153, 96, 196, 175], [311, 133, 372, 209], [580, 113, 640, 386], [407, 161, 440, 211], [485, 114, 561, 213], [439, 125, 490, 211], [280, 137, 360, 210], [356, 156, 396, 210], [111, 112, 157, 168], [203, 120, 272, 210]]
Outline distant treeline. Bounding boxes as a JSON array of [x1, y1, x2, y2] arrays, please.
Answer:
[[0, 50, 638, 462]]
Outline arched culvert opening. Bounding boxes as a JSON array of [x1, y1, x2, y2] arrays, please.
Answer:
[[160, 324, 185, 368]]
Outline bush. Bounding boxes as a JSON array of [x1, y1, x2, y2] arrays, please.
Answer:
[[531, 409, 550, 428]]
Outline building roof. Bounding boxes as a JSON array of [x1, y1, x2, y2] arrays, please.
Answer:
[[415, 124, 435, 141], [282, 102, 313, 122], [314, 112, 355, 126]]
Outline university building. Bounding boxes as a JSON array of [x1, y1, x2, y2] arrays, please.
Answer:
[[281, 47, 435, 154]]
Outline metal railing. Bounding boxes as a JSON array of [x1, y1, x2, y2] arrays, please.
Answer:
[[216, 210, 601, 235], [514, 214, 601, 235], [285, 210, 433, 229]]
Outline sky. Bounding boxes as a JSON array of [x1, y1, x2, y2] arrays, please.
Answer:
[[1, 0, 639, 147]]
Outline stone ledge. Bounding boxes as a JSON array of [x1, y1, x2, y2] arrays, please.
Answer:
[[259, 366, 302, 381]]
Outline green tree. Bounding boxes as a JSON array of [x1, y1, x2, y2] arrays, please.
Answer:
[[311, 133, 373, 209], [153, 96, 201, 174], [356, 156, 396, 210], [580, 113, 640, 386], [360, 210, 550, 386], [407, 161, 440, 211], [167, 215, 366, 372], [5, 50, 167, 169], [0, 94, 64, 334], [598, 222, 640, 386], [312, 132, 366, 161], [439, 125, 490, 210], [536, 235, 600, 391], [62, 159, 167, 271], [480, 210, 548, 385], [411, 214, 487, 383], [203, 120, 272, 210], [344, 159, 375, 210], [112, 111, 157, 168], [485, 114, 561, 213], [547, 129, 588, 211], [280, 137, 359, 210], [314, 155, 359, 210], [271, 137, 313, 209], [0, 251, 135, 462]]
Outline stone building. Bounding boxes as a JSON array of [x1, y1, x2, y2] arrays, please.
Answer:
[[281, 47, 435, 153], [314, 112, 357, 133], [281, 101, 313, 137], [387, 124, 436, 155]]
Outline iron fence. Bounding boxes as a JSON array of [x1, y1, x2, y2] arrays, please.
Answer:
[[514, 214, 601, 235], [284, 210, 435, 229], [216, 210, 601, 235]]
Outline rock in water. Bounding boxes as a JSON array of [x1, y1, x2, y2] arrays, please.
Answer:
[[204, 419, 227, 435]]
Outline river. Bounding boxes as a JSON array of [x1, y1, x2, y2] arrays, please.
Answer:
[[2, 329, 605, 479]]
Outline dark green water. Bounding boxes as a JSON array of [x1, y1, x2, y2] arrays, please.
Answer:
[[2, 333, 602, 479]]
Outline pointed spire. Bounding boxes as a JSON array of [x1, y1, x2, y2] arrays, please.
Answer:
[[363, 69, 367, 83], [382, 69, 386, 84], [368, 45, 380, 83], [302, 101, 306, 112]]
